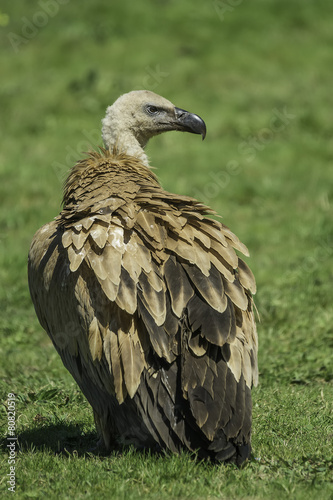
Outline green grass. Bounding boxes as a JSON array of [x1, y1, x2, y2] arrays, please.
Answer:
[[1, 0, 333, 498]]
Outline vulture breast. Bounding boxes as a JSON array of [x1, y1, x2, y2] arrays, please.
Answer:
[[28, 148, 258, 465]]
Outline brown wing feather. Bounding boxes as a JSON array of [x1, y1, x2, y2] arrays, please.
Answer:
[[88, 317, 103, 362], [117, 326, 145, 398]]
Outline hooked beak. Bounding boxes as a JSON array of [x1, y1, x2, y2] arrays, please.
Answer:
[[174, 107, 207, 140]]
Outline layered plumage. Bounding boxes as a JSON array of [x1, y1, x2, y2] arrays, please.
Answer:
[[28, 91, 258, 465]]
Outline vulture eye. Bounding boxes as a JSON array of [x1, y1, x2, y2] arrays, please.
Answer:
[[146, 105, 160, 115]]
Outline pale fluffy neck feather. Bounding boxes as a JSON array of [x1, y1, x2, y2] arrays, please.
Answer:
[[102, 104, 149, 167]]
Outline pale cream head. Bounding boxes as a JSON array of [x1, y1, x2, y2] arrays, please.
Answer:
[[102, 90, 206, 166]]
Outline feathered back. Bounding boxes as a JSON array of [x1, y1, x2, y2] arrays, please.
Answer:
[[28, 147, 258, 463]]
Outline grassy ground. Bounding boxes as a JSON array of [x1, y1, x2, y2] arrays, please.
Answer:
[[1, 0, 332, 498]]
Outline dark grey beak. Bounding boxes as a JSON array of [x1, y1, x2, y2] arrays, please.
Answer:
[[174, 107, 206, 140]]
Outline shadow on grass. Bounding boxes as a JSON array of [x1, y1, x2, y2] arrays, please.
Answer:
[[1, 423, 103, 457], [2, 424, 164, 460]]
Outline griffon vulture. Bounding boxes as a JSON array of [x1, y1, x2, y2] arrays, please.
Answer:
[[28, 90, 258, 465]]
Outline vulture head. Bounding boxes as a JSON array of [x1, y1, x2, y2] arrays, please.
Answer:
[[102, 90, 206, 165]]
